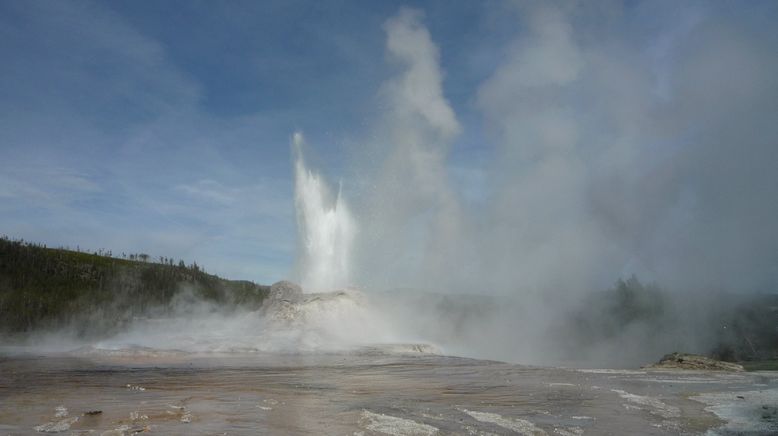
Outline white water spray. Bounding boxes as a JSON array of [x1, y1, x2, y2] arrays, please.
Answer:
[[292, 132, 356, 292]]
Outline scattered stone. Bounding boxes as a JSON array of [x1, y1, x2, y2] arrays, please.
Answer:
[[460, 409, 547, 435], [553, 426, 583, 436], [164, 404, 193, 423], [646, 352, 744, 371], [359, 410, 439, 435], [611, 389, 680, 420], [100, 424, 130, 436], [34, 417, 78, 433], [54, 406, 68, 418], [130, 411, 148, 421]]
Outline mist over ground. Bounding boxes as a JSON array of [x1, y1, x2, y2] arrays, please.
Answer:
[[289, 2, 778, 366], [2, 2, 777, 368]]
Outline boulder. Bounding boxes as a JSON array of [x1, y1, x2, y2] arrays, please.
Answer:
[[647, 352, 744, 371], [267, 280, 303, 303]]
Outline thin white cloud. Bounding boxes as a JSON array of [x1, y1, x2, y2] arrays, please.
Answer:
[[175, 180, 238, 205], [0, 2, 293, 283]]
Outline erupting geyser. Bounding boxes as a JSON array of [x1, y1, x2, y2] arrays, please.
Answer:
[[292, 132, 356, 292]]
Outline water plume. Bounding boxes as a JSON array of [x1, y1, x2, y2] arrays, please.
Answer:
[[17, 3, 773, 368], [292, 132, 356, 292], [283, 3, 778, 366]]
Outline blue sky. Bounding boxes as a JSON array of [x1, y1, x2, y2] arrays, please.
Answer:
[[2, 1, 777, 290], [0, 0, 505, 282]]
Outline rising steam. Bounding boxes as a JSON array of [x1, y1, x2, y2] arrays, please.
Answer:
[[317, 3, 778, 296], [285, 3, 778, 365], [17, 3, 774, 368]]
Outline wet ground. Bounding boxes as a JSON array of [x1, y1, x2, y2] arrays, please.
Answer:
[[1, 349, 776, 435]]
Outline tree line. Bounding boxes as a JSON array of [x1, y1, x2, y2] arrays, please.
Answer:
[[0, 236, 268, 335], [0, 235, 202, 272]]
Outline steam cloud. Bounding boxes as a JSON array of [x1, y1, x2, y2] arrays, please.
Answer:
[[295, 3, 778, 296], [289, 3, 778, 365], [16, 2, 775, 368], [352, 8, 469, 293]]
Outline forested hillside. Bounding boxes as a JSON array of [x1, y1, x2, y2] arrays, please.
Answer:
[[0, 237, 269, 335], [561, 276, 778, 364]]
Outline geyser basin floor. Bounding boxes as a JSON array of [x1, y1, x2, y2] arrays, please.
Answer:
[[0, 352, 775, 435]]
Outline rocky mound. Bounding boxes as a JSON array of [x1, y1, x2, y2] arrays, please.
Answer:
[[647, 352, 744, 371], [266, 280, 304, 304]]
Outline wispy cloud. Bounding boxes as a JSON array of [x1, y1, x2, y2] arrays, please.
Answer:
[[175, 180, 238, 205], [0, 1, 298, 283], [1, 0, 777, 292]]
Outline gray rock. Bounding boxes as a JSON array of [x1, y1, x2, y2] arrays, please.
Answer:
[[647, 352, 744, 371], [267, 280, 303, 303]]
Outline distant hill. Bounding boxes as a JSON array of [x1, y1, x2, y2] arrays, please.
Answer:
[[0, 237, 269, 336]]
